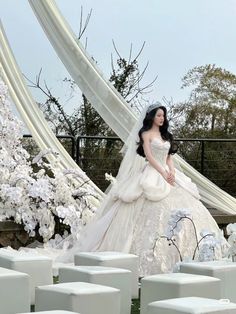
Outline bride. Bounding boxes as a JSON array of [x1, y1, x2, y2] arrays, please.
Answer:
[[53, 102, 226, 276]]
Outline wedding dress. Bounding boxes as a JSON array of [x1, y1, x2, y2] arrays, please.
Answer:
[[53, 137, 225, 276]]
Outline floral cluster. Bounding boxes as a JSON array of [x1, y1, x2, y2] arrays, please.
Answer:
[[166, 209, 192, 240], [105, 172, 116, 184], [198, 230, 219, 262], [226, 223, 236, 261], [161, 208, 220, 262], [0, 79, 101, 242]]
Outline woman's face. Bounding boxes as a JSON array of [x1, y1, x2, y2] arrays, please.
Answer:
[[153, 108, 165, 127]]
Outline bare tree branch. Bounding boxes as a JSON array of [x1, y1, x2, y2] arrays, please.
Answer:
[[133, 41, 146, 62], [112, 40, 123, 60], [24, 69, 75, 136], [128, 43, 133, 64], [78, 7, 92, 39]]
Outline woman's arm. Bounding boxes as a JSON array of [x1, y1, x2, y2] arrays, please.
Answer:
[[166, 154, 175, 185], [166, 154, 175, 174]]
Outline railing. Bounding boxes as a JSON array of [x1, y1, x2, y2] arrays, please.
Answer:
[[176, 138, 236, 173], [23, 134, 76, 160], [22, 135, 236, 196], [175, 138, 236, 197], [76, 135, 122, 165]]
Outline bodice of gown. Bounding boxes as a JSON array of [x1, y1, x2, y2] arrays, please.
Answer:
[[149, 138, 170, 167], [113, 138, 172, 203], [139, 139, 171, 201]]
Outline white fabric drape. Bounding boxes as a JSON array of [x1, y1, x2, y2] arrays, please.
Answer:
[[0, 21, 103, 207], [28, 0, 236, 214], [175, 155, 236, 214], [28, 0, 137, 142]]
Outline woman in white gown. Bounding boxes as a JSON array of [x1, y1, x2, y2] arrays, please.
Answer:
[[59, 103, 225, 276]]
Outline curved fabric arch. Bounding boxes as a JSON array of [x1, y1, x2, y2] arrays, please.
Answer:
[[29, 0, 137, 142], [28, 0, 236, 214], [0, 21, 103, 207]]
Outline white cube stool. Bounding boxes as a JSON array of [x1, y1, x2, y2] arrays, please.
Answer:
[[0, 248, 53, 304], [147, 297, 236, 314], [0, 266, 30, 313], [180, 261, 236, 302], [74, 251, 139, 298], [59, 265, 132, 314], [141, 273, 221, 314], [19, 312, 79, 314], [35, 281, 120, 314], [53, 262, 74, 277], [19, 311, 79, 314]]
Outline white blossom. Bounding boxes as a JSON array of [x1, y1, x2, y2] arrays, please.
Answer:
[[32, 148, 59, 165], [0, 78, 102, 242], [166, 208, 192, 239], [200, 229, 215, 238], [28, 178, 53, 203], [162, 209, 220, 263], [5, 186, 23, 204], [226, 223, 236, 236], [194, 229, 219, 262], [105, 172, 116, 184], [227, 234, 236, 258]]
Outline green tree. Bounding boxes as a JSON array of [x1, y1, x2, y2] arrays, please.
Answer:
[[172, 64, 236, 196], [176, 64, 236, 138]]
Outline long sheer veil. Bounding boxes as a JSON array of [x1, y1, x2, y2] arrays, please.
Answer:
[[100, 105, 148, 214], [52, 105, 151, 261]]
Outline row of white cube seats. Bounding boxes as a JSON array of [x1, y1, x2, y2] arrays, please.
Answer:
[[0, 248, 53, 305], [19, 299, 236, 314], [2, 248, 236, 313], [0, 249, 138, 314], [141, 260, 236, 314], [0, 265, 123, 314], [0, 249, 139, 301], [4, 268, 236, 314], [17, 299, 236, 314], [38, 261, 236, 314], [20, 312, 78, 314], [147, 297, 236, 314]]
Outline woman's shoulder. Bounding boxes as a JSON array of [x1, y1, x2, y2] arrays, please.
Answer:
[[142, 130, 152, 140]]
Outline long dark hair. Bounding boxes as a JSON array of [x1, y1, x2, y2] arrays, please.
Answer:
[[136, 106, 178, 157]]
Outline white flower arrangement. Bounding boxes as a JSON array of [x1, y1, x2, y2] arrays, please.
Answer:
[[198, 230, 219, 262], [226, 223, 236, 261], [153, 208, 220, 263], [0, 79, 101, 243]]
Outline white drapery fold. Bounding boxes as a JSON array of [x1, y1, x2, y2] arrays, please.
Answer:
[[0, 21, 103, 206], [175, 155, 236, 214], [28, 0, 236, 214], [28, 0, 137, 142]]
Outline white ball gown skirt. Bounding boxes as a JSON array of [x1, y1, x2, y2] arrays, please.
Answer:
[[19, 139, 227, 276], [67, 140, 226, 276]]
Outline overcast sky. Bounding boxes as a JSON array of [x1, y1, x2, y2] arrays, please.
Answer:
[[1, 0, 236, 114]]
